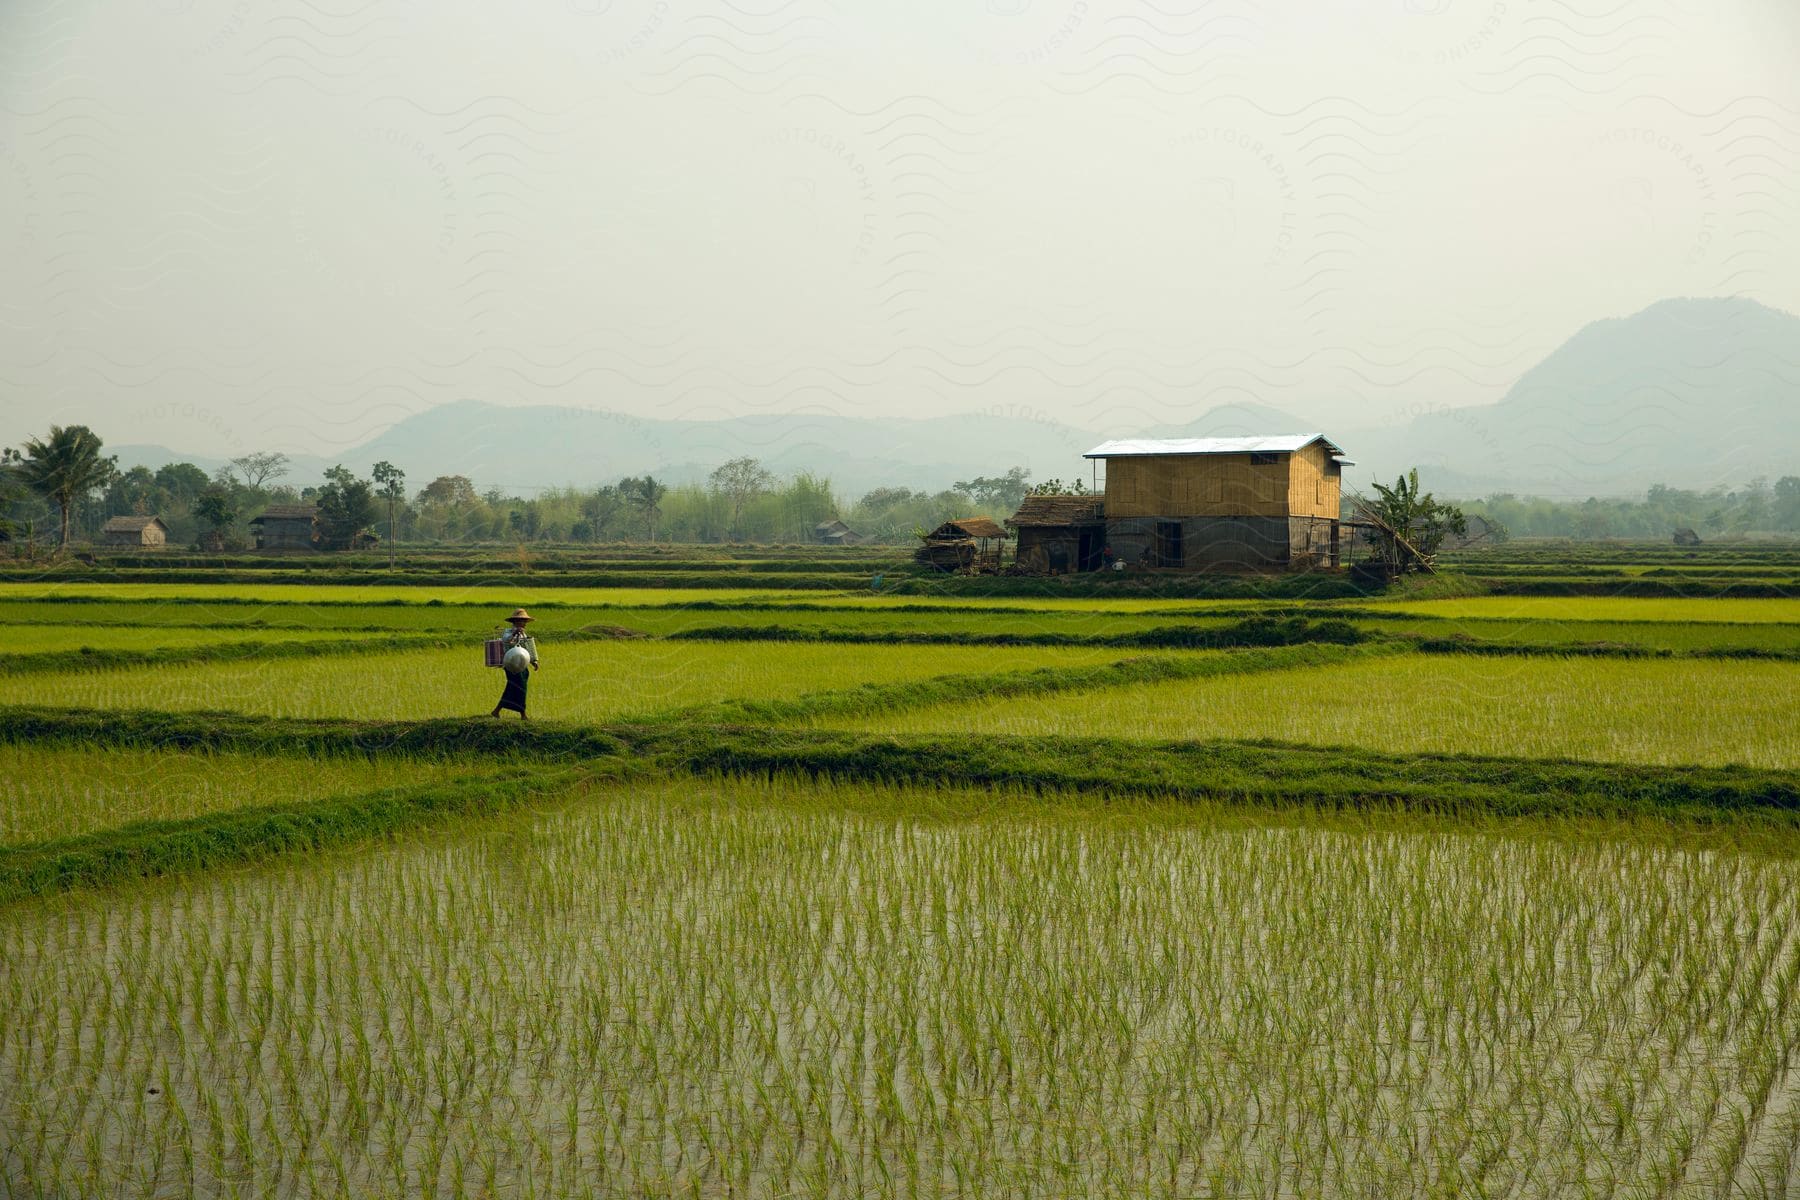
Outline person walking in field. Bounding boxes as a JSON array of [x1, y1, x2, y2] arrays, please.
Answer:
[[489, 609, 539, 720]]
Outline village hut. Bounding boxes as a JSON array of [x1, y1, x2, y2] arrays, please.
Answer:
[[1672, 527, 1702, 547], [1079, 434, 1353, 571], [100, 515, 170, 548], [814, 519, 863, 546], [249, 504, 319, 551], [1004, 494, 1104, 574], [914, 517, 1009, 573]]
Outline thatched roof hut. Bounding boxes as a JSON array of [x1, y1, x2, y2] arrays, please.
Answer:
[[1005, 495, 1104, 574], [101, 515, 169, 547], [929, 518, 1007, 540], [1006, 496, 1102, 528], [915, 517, 1010, 573]]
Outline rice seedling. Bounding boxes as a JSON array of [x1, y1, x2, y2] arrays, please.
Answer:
[[824, 653, 1800, 768], [6, 775, 1800, 1198], [0, 639, 1151, 723], [0, 744, 469, 845]]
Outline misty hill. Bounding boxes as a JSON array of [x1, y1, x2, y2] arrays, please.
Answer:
[[116, 403, 1105, 497], [112, 297, 1800, 500], [356, 402, 1119, 493], [1359, 296, 1800, 495], [114, 400, 1321, 498]]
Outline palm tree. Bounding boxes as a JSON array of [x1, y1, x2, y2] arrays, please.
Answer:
[[372, 460, 405, 569], [623, 475, 666, 541], [0, 451, 23, 544], [10, 425, 116, 554]]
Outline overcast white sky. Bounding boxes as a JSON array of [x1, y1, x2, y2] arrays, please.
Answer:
[[2, 0, 1797, 459]]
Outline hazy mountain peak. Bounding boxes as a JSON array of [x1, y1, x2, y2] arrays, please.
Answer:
[[109, 298, 1799, 498], [1371, 295, 1800, 495]]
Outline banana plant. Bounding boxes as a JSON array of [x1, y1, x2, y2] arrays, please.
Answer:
[[1361, 468, 1467, 573]]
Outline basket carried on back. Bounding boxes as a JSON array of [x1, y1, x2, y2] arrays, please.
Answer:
[[486, 626, 537, 669]]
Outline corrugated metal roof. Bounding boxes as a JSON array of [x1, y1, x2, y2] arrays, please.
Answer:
[[1083, 434, 1346, 458]]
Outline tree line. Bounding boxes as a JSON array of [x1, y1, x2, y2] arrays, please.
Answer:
[[0, 425, 1042, 552], [387, 465, 1037, 546], [4, 422, 1795, 554], [1459, 480, 1800, 541]]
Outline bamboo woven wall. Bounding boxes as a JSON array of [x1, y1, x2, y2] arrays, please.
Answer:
[[1287, 442, 1342, 518], [1103, 454, 1291, 518]]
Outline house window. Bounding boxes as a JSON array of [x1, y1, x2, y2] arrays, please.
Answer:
[[1249, 452, 1279, 465]]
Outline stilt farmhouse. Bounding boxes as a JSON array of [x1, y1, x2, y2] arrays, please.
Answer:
[[1007, 434, 1355, 572]]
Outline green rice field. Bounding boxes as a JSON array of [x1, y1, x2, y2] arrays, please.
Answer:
[[1358, 614, 1800, 653], [3, 545, 1799, 1197], [22, 627, 368, 655], [1373, 595, 1800, 623], [0, 640, 1148, 722], [8, 777, 1800, 1198], [820, 653, 1800, 768], [0, 582, 818, 607], [0, 745, 470, 844]]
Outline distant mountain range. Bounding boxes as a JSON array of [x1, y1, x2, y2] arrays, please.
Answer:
[[114, 297, 1800, 499], [1352, 296, 1800, 496]]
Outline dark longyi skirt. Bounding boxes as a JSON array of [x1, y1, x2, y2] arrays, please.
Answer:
[[498, 667, 529, 714]]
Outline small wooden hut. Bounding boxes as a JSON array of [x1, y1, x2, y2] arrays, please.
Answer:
[[814, 519, 863, 546], [915, 517, 1009, 573], [1005, 495, 1104, 574], [249, 504, 319, 551], [100, 515, 169, 548]]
